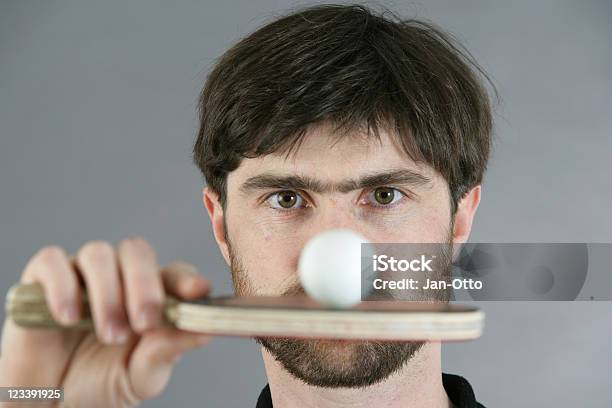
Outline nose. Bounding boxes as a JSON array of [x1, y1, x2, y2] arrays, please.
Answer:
[[303, 197, 369, 242]]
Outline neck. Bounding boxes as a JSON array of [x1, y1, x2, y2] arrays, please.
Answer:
[[261, 342, 450, 408]]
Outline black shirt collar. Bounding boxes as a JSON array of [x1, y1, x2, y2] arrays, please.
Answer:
[[256, 373, 485, 408]]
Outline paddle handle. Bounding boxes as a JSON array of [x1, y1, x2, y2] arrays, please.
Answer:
[[5, 282, 179, 329]]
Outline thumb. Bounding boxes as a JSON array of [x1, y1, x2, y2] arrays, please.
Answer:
[[127, 327, 211, 401]]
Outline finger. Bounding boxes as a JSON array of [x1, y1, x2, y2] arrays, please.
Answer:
[[22, 246, 81, 325], [118, 237, 165, 333], [127, 327, 211, 401], [0, 246, 84, 386], [161, 261, 211, 300], [76, 240, 131, 345]]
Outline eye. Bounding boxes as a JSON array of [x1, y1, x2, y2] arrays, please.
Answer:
[[266, 190, 306, 210], [367, 187, 405, 207]]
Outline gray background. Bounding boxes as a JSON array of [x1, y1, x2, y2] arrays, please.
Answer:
[[1, 0, 610, 406]]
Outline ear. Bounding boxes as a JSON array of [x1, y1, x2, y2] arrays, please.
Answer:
[[452, 185, 481, 245], [203, 187, 231, 266]]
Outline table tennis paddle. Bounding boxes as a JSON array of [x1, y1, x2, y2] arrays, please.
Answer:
[[5, 283, 484, 341]]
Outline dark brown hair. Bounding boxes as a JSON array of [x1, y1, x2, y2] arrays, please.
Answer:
[[194, 4, 495, 213]]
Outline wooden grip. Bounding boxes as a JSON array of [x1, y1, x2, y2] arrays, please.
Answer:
[[5, 283, 179, 329]]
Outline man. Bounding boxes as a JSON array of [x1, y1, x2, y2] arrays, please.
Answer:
[[0, 4, 492, 407]]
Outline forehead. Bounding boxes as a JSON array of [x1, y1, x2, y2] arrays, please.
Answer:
[[228, 123, 436, 183]]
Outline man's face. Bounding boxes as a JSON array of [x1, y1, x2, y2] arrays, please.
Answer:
[[213, 122, 457, 387]]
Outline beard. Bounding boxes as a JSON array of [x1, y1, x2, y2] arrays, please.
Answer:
[[225, 226, 454, 388]]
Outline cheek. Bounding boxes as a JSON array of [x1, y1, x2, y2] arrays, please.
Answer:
[[364, 212, 449, 243], [361, 199, 451, 243], [226, 211, 304, 294]]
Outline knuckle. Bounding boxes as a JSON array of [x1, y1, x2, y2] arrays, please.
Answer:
[[37, 245, 66, 265], [120, 236, 152, 253], [78, 240, 114, 265]]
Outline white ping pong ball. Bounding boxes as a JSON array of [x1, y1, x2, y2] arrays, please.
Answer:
[[298, 229, 369, 308]]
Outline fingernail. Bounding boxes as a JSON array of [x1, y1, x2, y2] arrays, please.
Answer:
[[105, 323, 129, 344], [60, 304, 79, 325], [104, 324, 116, 344], [137, 306, 160, 331], [114, 326, 130, 344]]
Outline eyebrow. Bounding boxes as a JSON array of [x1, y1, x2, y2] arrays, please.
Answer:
[[239, 169, 431, 194]]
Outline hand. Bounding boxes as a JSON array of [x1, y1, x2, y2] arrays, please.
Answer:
[[0, 238, 212, 408]]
